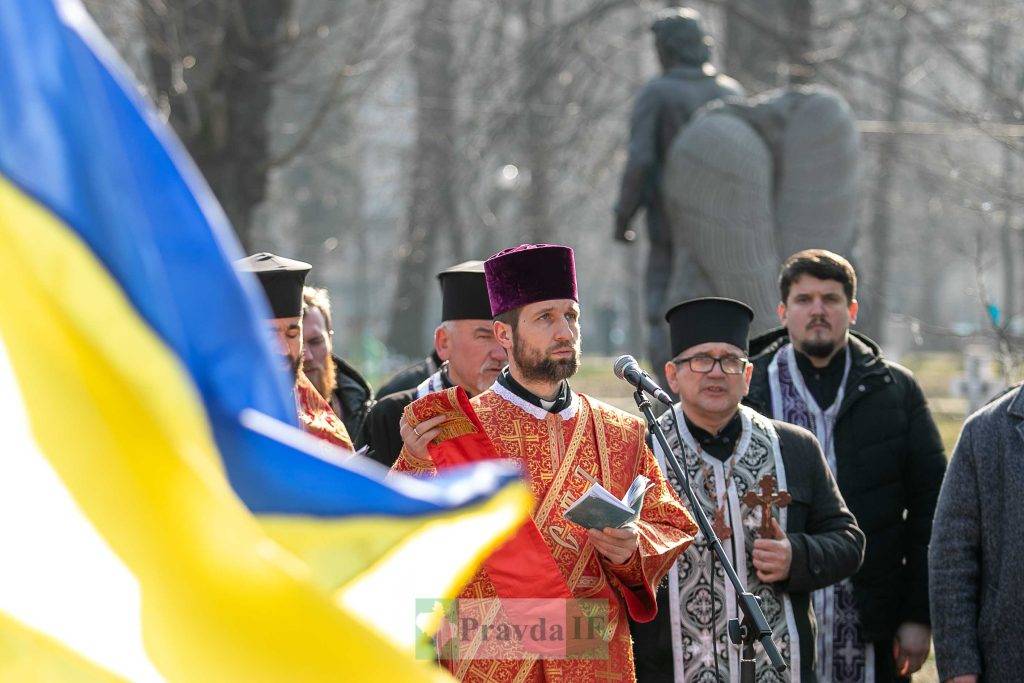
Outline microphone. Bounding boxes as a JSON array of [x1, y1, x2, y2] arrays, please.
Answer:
[[613, 355, 673, 406]]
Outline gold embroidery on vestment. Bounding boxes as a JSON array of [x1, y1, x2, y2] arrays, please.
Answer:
[[456, 401, 592, 678]]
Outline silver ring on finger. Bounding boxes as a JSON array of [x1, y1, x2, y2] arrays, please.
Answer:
[[413, 426, 421, 437]]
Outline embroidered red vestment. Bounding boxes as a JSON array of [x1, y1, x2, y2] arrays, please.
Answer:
[[294, 370, 352, 450], [395, 386, 697, 682]]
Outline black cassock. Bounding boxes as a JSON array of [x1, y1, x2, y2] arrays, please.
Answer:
[[360, 364, 451, 468], [371, 351, 440, 401]]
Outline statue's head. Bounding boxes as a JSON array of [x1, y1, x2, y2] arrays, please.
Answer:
[[651, 7, 712, 70]]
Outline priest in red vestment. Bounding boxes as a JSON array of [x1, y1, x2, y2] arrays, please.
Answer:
[[393, 243, 697, 681], [235, 252, 352, 450]]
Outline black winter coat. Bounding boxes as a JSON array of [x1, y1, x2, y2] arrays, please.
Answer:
[[360, 386, 418, 468], [373, 352, 441, 401], [744, 329, 947, 642], [355, 352, 440, 451], [331, 355, 374, 443]]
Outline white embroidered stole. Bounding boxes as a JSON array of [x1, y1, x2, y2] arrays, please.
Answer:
[[653, 405, 799, 682]]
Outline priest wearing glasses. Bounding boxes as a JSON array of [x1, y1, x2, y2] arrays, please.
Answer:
[[630, 296, 864, 682]]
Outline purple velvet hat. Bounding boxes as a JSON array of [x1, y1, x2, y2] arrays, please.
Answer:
[[484, 244, 578, 316]]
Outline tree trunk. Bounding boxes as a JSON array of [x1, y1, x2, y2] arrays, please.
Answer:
[[144, 0, 292, 250], [1000, 149, 1017, 327], [385, 0, 458, 358], [625, 44, 646, 362], [918, 178, 942, 334], [782, 0, 814, 85], [861, 15, 908, 341], [723, 0, 787, 90], [520, 0, 556, 244], [988, 23, 1016, 328], [351, 190, 370, 366]]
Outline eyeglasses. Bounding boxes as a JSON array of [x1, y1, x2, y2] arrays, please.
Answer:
[[673, 354, 748, 375]]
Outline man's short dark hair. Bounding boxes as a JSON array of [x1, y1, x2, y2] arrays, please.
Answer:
[[494, 306, 522, 332], [779, 249, 857, 303]]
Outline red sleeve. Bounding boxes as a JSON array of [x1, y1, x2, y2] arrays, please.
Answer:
[[609, 421, 697, 623]]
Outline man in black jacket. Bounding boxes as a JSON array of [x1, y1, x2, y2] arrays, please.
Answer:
[[359, 261, 506, 466], [631, 296, 864, 682], [301, 287, 374, 439], [745, 249, 947, 682], [375, 350, 442, 400]]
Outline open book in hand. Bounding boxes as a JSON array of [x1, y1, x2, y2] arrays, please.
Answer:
[[562, 474, 653, 530]]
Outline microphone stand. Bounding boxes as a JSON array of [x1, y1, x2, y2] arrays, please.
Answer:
[[630, 389, 787, 681]]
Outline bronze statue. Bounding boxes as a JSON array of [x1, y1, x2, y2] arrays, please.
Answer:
[[616, 8, 860, 369], [662, 86, 860, 332], [613, 8, 743, 379]]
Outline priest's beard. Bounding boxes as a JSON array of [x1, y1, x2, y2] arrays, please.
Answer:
[[512, 334, 580, 383], [305, 353, 337, 399], [800, 339, 837, 360]]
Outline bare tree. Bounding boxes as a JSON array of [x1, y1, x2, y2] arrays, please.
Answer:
[[142, 1, 293, 249], [783, 0, 815, 84], [518, 0, 558, 243], [140, 0, 395, 251], [90, 0, 1024, 366], [986, 20, 1020, 330], [859, 10, 908, 340], [723, 0, 789, 88], [386, 0, 459, 358]]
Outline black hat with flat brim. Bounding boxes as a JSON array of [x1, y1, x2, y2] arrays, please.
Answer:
[[235, 252, 311, 318], [665, 297, 754, 357], [438, 260, 493, 321]]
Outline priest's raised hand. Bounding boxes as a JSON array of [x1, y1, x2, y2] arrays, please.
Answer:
[[397, 413, 446, 460], [752, 517, 793, 583]]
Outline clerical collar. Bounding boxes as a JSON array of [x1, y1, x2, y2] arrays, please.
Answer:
[[496, 367, 571, 413], [794, 344, 848, 409], [682, 410, 743, 462], [416, 363, 454, 398]]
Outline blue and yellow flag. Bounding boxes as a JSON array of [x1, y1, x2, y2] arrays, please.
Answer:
[[0, 1, 529, 680]]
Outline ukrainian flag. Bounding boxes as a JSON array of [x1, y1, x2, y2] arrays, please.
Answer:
[[0, 1, 529, 680]]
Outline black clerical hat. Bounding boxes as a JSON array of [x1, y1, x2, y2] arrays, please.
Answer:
[[235, 252, 311, 318], [438, 260, 492, 321], [665, 297, 754, 357]]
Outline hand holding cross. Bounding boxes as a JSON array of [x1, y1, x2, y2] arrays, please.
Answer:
[[742, 475, 791, 538]]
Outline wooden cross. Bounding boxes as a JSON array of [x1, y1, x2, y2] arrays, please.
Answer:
[[742, 475, 791, 537], [711, 505, 732, 540]]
